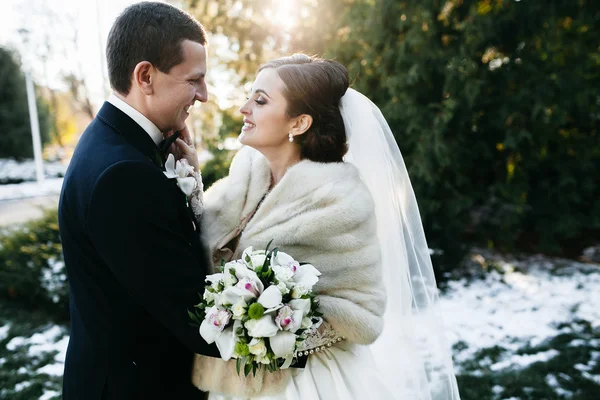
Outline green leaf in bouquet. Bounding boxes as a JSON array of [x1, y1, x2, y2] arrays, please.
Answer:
[[236, 357, 242, 376], [194, 303, 206, 309], [187, 309, 201, 325], [229, 268, 237, 278], [313, 310, 324, 317], [252, 363, 258, 377], [264, 239, 275, 253], [244, 362, 252, 377]]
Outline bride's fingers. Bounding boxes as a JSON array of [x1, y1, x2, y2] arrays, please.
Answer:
[[175, 137, 194, 154], [179, 126, 193, 146]]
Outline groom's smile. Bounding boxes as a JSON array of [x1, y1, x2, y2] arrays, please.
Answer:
[[151, 39, 208, 132]]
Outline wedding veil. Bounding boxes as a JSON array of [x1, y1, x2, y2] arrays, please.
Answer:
[[340, 88, 461, 399]]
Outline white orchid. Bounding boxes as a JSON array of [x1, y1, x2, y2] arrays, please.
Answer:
[[245, 315, 279, 338], [199, 306, 231, 344], [193, 244, 322, 374], [272, 264, 297, 283], [270, 330, 297, 360], [271, 251, 295, 267], [293, 264, 321, 290], [163, 153, 196, 196], [275, 305, 303, 333], [289, 298, 311, 316]]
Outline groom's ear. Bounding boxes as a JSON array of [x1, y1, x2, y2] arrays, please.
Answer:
[[132, 61, 155, 95], [289, 114, 313, 137]]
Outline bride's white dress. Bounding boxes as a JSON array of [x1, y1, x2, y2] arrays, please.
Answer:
[[209, 342, 395, 400]]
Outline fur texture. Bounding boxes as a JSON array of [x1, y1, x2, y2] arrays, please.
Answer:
[[192, 146, 386, 396]]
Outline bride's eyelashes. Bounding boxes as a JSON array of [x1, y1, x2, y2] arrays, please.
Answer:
[[245, 94, 267, 106]]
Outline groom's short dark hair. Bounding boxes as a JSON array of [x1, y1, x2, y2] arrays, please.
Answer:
[[106, 2, 207, 95]]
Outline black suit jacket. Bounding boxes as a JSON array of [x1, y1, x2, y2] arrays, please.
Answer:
[[58, 102, 218, 400]]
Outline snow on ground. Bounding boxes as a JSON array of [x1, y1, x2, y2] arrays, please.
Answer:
[[4, 324, 68, 377], [2, 251, 599, 398], [439, 252, 600, 371], [0, 324, 10, 341], [0, 178, 63, 201], [39, 390, 60, 400], [0, 158, 66, 201], [0, 159, 67, 183]]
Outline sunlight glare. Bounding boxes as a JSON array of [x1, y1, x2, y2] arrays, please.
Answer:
[[271, 0, 296, 29]]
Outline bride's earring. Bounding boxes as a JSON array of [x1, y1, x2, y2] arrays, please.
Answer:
[[288, 133, 294, 143]]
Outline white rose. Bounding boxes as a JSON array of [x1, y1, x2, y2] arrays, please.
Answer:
[[291, 285, 309, 299], [203, 290, 215, 303], [276, 281, 290, 295], [301, 316, 313, 329], [231, 298, 248, 319], [258, 353, 271, 365], [248, 338, 267, 358], [223, 272, 238, 288]]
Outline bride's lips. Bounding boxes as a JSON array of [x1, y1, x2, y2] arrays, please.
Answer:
[[242, 118, 255, 131]]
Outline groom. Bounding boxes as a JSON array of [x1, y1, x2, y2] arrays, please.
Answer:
[[58, 2, 218, 399]]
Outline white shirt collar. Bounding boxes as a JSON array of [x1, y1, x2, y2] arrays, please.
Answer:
[[107, 94, 163, 146]]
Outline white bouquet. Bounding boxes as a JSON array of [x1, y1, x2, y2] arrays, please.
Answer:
[[189, 241, 322, 376]]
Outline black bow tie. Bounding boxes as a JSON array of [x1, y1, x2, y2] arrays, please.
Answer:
[[158, 131, 181, 159]]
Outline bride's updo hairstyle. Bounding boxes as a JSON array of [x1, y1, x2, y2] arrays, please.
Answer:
[[258, 54, 349, 163]]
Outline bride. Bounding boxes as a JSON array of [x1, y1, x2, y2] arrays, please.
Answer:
[[184, 54, 460, 399]]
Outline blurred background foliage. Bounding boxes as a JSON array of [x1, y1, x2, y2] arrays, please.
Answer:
[[0, 47, 52, 159], [187, 0, 600, 277], [0, 209, 68, 320]]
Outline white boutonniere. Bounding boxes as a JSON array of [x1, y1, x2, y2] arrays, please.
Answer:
[[163, 153, 197, 197]]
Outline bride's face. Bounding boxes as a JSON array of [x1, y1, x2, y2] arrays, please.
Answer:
[[238, 68, 295, 150]]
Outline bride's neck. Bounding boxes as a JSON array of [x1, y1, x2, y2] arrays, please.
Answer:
[[265, 149, 302, 188]]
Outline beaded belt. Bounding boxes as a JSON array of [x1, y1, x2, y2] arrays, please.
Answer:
[[294, 335, 347, 358]]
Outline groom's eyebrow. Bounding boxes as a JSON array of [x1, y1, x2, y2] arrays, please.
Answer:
[[188, 72, 205, 80]]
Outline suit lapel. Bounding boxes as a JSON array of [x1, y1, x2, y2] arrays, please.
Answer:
[[96, 102, 164, 169], [96, 102, 202, 234]]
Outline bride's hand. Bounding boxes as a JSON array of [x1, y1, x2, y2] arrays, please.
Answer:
[[165, 126, 200, 172]]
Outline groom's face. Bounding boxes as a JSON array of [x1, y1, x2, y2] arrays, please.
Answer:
[[149, 40, 207, 132]]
